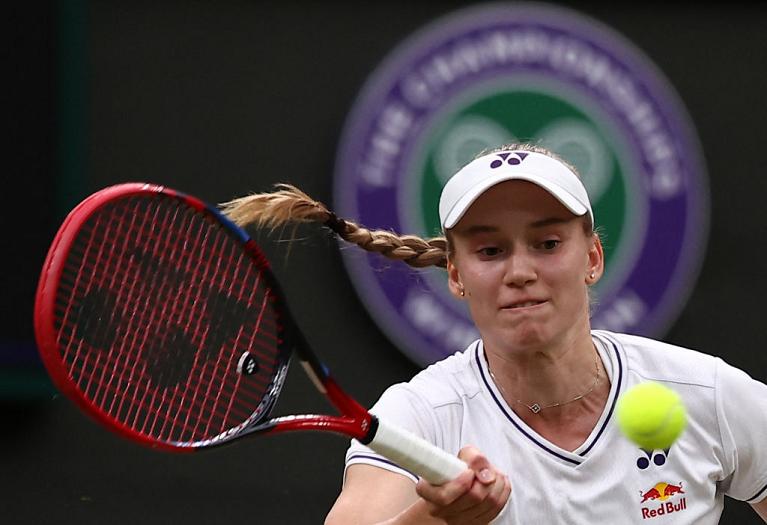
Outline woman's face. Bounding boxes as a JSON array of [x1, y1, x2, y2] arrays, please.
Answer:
[[447, 180, 603, 353]]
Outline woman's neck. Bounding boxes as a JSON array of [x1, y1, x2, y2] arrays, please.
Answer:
[[484, 327, 606, 418]]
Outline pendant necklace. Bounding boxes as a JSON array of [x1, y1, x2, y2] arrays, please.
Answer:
[[489, 350, 602, 414]]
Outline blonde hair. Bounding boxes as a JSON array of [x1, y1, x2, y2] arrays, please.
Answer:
[[219, 143, 592, 268], [220, 184, 449, 268]]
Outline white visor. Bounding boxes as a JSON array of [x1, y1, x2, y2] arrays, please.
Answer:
[[438, 150, 594, 230]]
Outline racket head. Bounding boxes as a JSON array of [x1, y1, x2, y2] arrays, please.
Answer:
[[34, 183, 294, 451]]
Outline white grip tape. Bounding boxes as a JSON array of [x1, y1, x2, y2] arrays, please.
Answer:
[[367, 418, 467, 485]]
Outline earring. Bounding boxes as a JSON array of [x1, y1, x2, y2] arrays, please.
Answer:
[[589, 272, 595, 280], [459, 286, 465, 297]]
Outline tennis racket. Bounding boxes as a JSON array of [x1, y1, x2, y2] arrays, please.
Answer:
[[34, 182, 465, 484]]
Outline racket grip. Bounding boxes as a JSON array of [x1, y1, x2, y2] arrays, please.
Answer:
[[366, 417, 467, 485]]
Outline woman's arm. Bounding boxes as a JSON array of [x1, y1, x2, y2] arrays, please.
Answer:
[[324, 464, 433, 525], [325, 446, 510, 525], [752, 496, 767, 522]]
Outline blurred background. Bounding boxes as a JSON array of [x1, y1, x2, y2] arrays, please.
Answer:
[[4, 1, 766, 523]]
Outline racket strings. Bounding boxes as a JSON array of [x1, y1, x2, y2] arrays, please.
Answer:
[[54, 194, 286, 444]]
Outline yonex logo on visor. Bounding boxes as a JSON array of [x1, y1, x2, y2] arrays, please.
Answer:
[[438, 150, 594, 230], [490, 152, 529, 168]]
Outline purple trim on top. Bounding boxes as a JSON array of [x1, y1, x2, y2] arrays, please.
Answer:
[[474, 342, 581, 466], [347, 453, 419, 482], [578, 337, 624, 456], [748, 482, 767, 503]]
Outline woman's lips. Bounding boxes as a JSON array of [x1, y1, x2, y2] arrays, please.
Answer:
[[500, 299, 547, 310]]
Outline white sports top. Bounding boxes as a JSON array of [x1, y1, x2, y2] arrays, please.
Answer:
[[345, 331, 767, 523]]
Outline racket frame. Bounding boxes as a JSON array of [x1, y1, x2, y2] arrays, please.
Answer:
[[34, 183, 373, 452]]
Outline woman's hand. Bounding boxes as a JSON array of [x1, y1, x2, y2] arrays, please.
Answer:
[[415, 445, 511, 524]]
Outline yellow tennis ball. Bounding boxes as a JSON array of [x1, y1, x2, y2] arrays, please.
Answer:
[[616, 382, 687, 450]]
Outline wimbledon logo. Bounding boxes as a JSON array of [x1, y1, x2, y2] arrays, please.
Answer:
[[333, 3, 709, 367]]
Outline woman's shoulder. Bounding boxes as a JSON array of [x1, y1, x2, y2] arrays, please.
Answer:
[[398, 340, 483, 408], [593, 330, 720, 387]]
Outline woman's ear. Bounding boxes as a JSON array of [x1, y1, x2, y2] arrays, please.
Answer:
[[447, 257, 466, 298], [586, 233, 605, 284]]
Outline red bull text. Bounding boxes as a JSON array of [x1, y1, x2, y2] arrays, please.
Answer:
[[639, 482, 687, 519]]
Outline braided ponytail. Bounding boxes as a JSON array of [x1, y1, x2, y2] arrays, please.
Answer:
[[220, 184, 448, 268]]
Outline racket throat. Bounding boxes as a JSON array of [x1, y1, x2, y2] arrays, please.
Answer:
[[299, 359, 327, 393], [297, 358, 376, 441], [359, 415, 379, 445]]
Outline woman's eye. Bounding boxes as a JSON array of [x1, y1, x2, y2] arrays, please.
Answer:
[[479, 247, 502, 257], [540, 240, 560, 250]]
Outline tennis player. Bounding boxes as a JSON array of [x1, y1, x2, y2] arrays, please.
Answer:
[[223, 144, 767, 524]]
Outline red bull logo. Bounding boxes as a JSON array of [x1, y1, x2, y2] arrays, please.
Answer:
[[639, 482, 687, 519]]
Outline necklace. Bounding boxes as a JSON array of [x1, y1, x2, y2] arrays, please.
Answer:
[[489, 350, 602, 414]]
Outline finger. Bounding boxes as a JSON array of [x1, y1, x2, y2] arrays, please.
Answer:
[[470, 474, 512, 523], [416, 468, 475, 507], [458, 445, 495, 485], [438, 475, 495, 516]]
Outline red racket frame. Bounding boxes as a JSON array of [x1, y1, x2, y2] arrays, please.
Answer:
[[34, 183, 374, 452]]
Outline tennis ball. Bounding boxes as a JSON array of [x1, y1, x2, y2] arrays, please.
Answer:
[[616, 382, 687, 450]]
